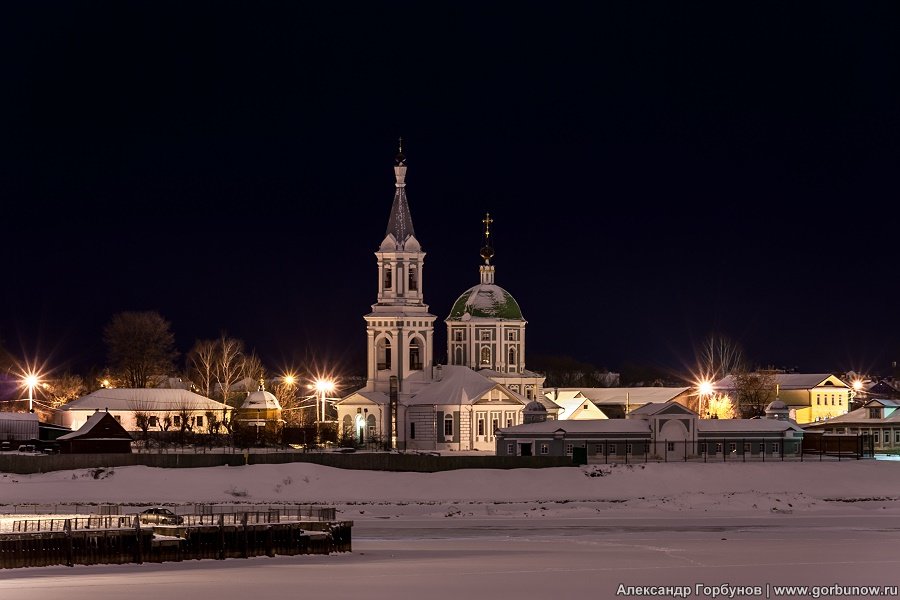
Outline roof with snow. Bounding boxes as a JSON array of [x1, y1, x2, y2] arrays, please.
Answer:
[[405, 365, 522, 406], [698, 419, 804, 433], [241, 389, 282, 411], [498, 419, 651, 435], [61, 388, 229, 413], [447, 284, 523, 321], [57, 410, 133, 441], [0, 412, 40, 422], [550, 387, 690, 406], [714, 373, 848, 390]]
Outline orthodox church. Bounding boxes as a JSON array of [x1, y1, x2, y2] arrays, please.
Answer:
[[336, 145, 556, 451]]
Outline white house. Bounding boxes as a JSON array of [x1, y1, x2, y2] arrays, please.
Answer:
[[57, 388, 230, 432]]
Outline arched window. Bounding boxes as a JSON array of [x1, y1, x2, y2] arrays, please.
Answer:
[[384, 265, 393, 289], [367, 414, 376, 438], [444, 414, 453, 437], [377, 338, 392, 370], [480, 346, 491, 366], [508, 347, 516, 370], [409, 339, 421, 370], [454, 347, 463, 365], [408, 264, 417, 291]]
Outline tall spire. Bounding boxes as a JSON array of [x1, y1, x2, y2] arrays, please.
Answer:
[[479, 212, 495, 284], [384, 137, 416, 247]]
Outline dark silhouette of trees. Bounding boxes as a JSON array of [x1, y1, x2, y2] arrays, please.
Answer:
[[103, 311, 178, 388]]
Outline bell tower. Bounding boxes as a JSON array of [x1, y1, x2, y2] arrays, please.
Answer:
[[364, 140, 436, 394]]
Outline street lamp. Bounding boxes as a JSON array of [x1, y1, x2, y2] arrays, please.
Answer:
[[24, 373, 39, 413], [697, 379, 713, 419], [313, 379, 335, 444]]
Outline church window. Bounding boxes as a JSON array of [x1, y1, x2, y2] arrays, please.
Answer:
[[377, 339, 392, 370], [453, 329, 463, 341], [384, 265, 393, 289], [480, 329, 491, 341], [409, 339, 421, 370], [444, 414, 453, 437], [507, 330, 518, 341], [454, 347, 463, 365], [480, 346, 491, 366], [508, 347, 516, 368], [367, 414, 376, 437], [408, 265, 417, 291]]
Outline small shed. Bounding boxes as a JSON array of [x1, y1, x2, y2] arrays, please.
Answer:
[[0, 412, 40, 441], [57, 410, 133, 454]]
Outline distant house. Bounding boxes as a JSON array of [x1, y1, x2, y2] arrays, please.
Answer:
[[712, 373, 851, 424], [57, 410, 133, 454], [545, 387, 691, 419], [0, 412, 39, 442], [545, 390, 610, 420], [496, 400, 804, 460], [802, 398, 900, 451], [57, 388, 230, 432]]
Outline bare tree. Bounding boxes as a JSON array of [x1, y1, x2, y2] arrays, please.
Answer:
[[213, 333, 245, 407], [699, 334, 745, 382], [103, 311, 178, 388], [44, 373, 87, 408], [728, 369, 777, 418], [188, 339, 217, 399], [242, 351, 265, 383]]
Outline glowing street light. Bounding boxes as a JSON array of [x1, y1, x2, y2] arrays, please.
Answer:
[[697, 379, 714, 418], [24, 373, 39, 413]]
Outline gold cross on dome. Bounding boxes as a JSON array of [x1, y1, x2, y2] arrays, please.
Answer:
[[482, 212, 493, 236]]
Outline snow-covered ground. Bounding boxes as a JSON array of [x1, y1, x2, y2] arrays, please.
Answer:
[[1, 460, 900, 599]]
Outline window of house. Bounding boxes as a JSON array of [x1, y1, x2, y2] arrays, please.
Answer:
[[771, 442, 780, 453], [195, 416, 204, 427], [384, 265, 392, 289], [507, 330, 518, 341], [729, 442, 736, 453], [715, 443, 722, 453], [540, 444, 549, 455], [508, 347, 516, 368], [594, 444, 602, 454], [667, 442, 674, 452], [454, 347, 463, 365], [444, 415, 453, 437], [454, 329, 463, 341], [870, 408, 881, 419], [480, 329, 491, 341], [174, 415, 181, 426], [492, 419, 499, 434], [874, 430, 880, 442], [758, 443, 765, 453], [895, 430, 900, 443], [609, 444, 617, 456], [506, 417, 512, 428], [409, 339, 421, 370], [408, 265, 417, 291], [565, 443, 573, 455], [149, 416, 158, 428], [626, 443, 633, 454], [480, 346, 491, 366], [477, 418, 485, 436], [507, 443, 514, 455], [744, 442, 751, 452], [817, 397, 821, 405], [410, 422, 416, 439]]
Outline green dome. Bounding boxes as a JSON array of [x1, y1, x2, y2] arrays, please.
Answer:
[[447, 284, 524, 320]]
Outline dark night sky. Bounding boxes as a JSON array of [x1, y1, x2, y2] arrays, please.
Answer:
[[1, 2, 898, 382]]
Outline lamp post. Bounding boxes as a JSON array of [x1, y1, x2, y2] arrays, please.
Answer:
[[24, 374, 39, 413], [314, 379, 335, 444], [697, 379, 713, 419]]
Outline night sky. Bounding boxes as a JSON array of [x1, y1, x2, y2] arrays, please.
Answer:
[[2, 2, 898, 381]]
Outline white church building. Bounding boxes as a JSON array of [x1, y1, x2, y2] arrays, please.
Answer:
[[336, 145, 556, 451]]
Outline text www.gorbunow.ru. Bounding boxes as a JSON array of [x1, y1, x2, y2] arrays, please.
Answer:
[[616, 583, 900, 598]]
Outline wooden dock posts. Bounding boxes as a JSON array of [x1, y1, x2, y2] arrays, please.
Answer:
[[0, 513, 352, 569]]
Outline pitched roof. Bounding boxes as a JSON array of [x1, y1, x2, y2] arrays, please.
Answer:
[[57, 411, 133, 441], [698, 419, 804, 433], [555, 387, 690, 405], [405, 365, 516, 406], [62, 388, 228, 413], [498, 419, 651, 435], [714, 373, 847, 390]]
